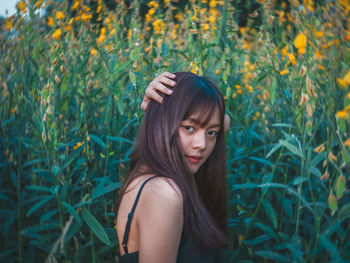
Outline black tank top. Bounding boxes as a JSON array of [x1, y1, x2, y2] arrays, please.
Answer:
[[118, 176, 221, 263]]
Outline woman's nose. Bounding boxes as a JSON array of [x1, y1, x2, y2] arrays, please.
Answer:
[[192, 131, 206, 150]]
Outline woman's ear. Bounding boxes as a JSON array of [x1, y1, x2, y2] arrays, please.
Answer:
[[224, 114, 230, 133]]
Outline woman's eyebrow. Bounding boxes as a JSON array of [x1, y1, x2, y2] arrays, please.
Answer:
[[187, 118, 221, 129], [208, 124, 221, 129]]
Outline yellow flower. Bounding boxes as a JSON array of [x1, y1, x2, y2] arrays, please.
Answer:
[[344, 138, 350, 147], [321, 170, 329, 180], [152, 19, 165, 35], [73, 142, 84, 150], [52, 28, 62, 40], [209, 0, 217, 8], [90, 48, 97, 56], [56, 11, 65, 20], [314, 144, 325, 153], [294, 33, 307, 54], [344, 70, 350, 84], [127, 29, 131, 39], [17, 1, 26, 13], [287, 53, 296, 65], [328, 152, 337, 162], [35, 0, 44, 9], [148, 1, 159, 8], [235, 85, 241, 90], [172, 28, 177, 39], [81, 13, 92, 21], [11, 106, 17, 114], [148, 8, 155, 15], [209, 15, 216, 24], [110, 28, 116, 36], [280, 69, 288, 75], [246, 85, 254, 93], [202, 23, 210, 31], [5, 18, 13, 31], [65, 25, 72, 31], [47, 16, 54, 27], [72, 1, 79, 10], [336, 110, 347, 119], [317, 65, 325, 71], [337, 78, 347, 88], [315, 31, 324, 38]]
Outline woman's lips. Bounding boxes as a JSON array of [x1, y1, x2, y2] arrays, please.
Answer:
[[187, 156, 202, 164]]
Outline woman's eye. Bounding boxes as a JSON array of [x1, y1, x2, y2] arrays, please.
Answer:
[[184, 126, 194, 132], [208, 130, 218, 136]]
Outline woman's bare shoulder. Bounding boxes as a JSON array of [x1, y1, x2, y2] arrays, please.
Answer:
[[145, 175, 183, 202], [140, 175, 183, 205]]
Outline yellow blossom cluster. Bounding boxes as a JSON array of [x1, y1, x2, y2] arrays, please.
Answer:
[[152, 19, 165, 35], [5, 17, 14, 31], [294, 32, 307, 54], [146, 1, 159, 22], [336, 70, 350, 119], [337, 70, 350, 89], [16, 1, 26, 13]]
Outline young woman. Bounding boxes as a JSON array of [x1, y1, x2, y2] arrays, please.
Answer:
[[116, 72, 230, 263]]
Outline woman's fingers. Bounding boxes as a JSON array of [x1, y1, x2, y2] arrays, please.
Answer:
[[146, 86, 164, 104], [140, 87, 164, 111], [160, 71, 176, 80], [141, 72, 176, 111], [150, 80, 174, 95]]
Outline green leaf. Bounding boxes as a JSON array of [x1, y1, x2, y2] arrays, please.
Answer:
[[319, 234, 339, 259], [129, 71, 136, 86], [116, 99, 124, 116], [114, 61, 132, 75], [51, 166, 59, 176], [249, 157, 274, 167], [106, 136, 133, 144], [266, 143, 281, 159], [291, 176, 307, 185], [81, 209, 111, 246], [335, 174, 346, 199], [21, 223, 58, 236], [262, 200, 278, 229], [92, 182, 122, 200], [279, 139, 303, 158], [270, 77, 277, 104], [255, 250, 290, 262], [89, 134, 106, 148], [62, 201, 81, 223], [27, 196, 53, 217], [328, 193, 338, 213], [253, 223, 279, 240]]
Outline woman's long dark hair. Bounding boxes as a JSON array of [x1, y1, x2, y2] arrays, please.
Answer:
[[117, 72, 229, 249]]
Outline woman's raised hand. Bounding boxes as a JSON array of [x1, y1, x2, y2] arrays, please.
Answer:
[[140, 72, 176, 111]]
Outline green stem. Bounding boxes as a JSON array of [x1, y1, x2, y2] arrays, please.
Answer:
[[90, 229, 96, 263], [17, 157, 23, 263]]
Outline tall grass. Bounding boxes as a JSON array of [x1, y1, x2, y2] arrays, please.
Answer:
[[0, 0, 349, 262]]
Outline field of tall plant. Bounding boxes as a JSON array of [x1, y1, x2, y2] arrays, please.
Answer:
[[1, 0, 350, 262]]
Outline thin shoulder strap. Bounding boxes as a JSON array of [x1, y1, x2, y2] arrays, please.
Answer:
[[122, 175, 157, 255]]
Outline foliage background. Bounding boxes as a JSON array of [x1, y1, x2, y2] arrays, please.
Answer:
[[1, 0, 350, 262]]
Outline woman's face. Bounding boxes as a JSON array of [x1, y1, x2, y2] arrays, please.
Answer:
[[178, 107, 221, 174]]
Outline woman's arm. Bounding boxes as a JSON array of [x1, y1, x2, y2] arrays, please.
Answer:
[[137, 177, 183, 263]]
